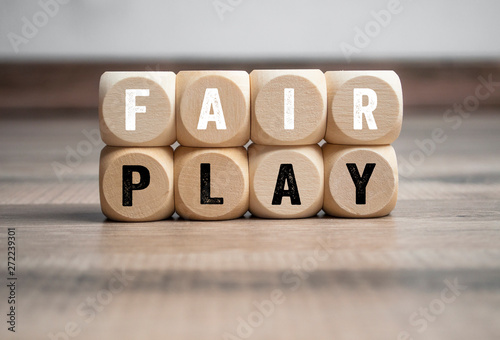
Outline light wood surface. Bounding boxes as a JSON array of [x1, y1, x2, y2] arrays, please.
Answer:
[[176, 71, 250, 147], [250, 69, 327, 145], [99, 146, 174, 222], [248, 144, 324, 218], [323, 144, 398, 218], [325, 70, 403, 145], [1, 108, 500, 339], [99, 71, 176, 146], [174, 146, 249, 220]]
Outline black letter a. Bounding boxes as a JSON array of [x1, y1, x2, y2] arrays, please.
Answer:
[[272, 164, 301, 205], [122, 165, 150, 206]]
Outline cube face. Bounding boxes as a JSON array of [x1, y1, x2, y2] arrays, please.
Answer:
[[248, 144, 324, 218], [323, 144, 398, 218], [174, 146, 249, 220], [176, 71, 250, 147], [99, 72, 176, 146], [325, 71, 403, 145], [99, 146, 174, 221], [251, 70, 327, 145]]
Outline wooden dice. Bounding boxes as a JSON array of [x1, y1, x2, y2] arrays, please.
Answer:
[[322, 144, 398, 218], [174, 147, 249, 220], [248, 144, 324, 218], [98, 69, 403, 221], [176, 71, 250, 147], [99, 146, 174, 221], [99, 72, 176, 146], [250, 69, 327, 145], [325, 71, 403, 145]]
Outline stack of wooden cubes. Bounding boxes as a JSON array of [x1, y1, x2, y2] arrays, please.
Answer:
[[99, 70, 402, 221]]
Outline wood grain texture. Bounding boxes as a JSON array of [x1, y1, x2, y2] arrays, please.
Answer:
[[176, 71, 250, 147], [323, 144, 398, 218], [250, 69, 327, 145], [99, 71, 176, 146], [99, 146, 174, 221], [248, 144, 324, 218], [325, 71, 403, 145], [174, 146, 249, 220], [1, 108, 500, 340]]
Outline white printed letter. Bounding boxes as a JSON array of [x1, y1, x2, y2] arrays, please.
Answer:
[[353, 88, 378, 130], [284, 88, 294, 130], [125, 89, 149, 131], [197, 88, 227, 130]]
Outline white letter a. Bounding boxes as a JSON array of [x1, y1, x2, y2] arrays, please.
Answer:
[[197, 88, 227, 130]]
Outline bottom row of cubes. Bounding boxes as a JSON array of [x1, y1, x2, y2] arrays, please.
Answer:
[[99, 144, 398, 221]]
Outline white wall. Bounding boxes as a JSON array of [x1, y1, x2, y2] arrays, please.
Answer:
[[1, 0, 499, 61]]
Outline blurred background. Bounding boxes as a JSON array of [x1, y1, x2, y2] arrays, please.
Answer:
[[2, 0, 499, 61], [1, 0, 499, 108]]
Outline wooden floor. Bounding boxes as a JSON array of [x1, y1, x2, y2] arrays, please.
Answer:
[[1, 108, 500, 340]]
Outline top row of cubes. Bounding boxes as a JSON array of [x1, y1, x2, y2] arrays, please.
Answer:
[[99, 70, 403, 147]]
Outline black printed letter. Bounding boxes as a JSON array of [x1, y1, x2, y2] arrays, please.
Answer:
[[122, 165, 150, 206], [200, 163, 223, 204], [272, 164, 301, 205], [346, 163, 376, 204]]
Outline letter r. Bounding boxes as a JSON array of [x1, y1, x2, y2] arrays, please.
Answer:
[[353, 88, 378, 130]]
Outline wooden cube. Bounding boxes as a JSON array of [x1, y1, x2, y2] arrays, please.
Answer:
[[323, 144, 398, 218], [176, 71, 250, 147], [250, 69, 327, 145], [99, 146, 174, 221], [174, 146, 249, 220], [325, 71, 403, 145], [99, 71, 176, 146], [248, 144, 324, 218]]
